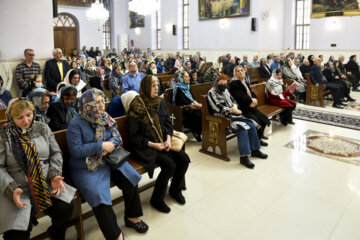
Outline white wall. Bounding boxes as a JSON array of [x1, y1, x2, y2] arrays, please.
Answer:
[[111, 0, 128, 50], [58, 5, 103, 50], [310, 16, 360, 50], [161, 0, 182, 50], [0, 0, 54, 60]]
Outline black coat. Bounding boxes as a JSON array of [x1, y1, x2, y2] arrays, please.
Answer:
[[44, 59, 70, 92], [165, 58, 176, 71], [346, 60, 360, 74], [228, 80, 270, 128], [309, 65, 325, 84], [300, 64, 311, 78], [46, 100, 78, 132], [225, 63, 235, 76], [127, 99, 173, 178], [258, 65, 272, 79], [322, 68, 340, 82]]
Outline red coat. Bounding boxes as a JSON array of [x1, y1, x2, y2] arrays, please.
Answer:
[[267, 90, 296, 108]]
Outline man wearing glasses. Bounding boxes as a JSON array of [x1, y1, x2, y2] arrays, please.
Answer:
[[15, 49, 41, 96]]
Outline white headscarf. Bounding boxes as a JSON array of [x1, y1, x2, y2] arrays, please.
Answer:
[[63, 69, 87, 98], [121, 90, 139, 113]]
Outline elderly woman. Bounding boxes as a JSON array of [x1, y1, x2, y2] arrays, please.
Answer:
[[109, 64, 123, 98], [67, 89, 148, 240], [208, 74, 267, 169], [197, 61, 207, 77], [46, 85, 78, 132], [203, 66, 218, 82], [81, 62, 96, 84], [28, 88, 52, 124], [127, 75, 190, 213], [64, 69, 87, 98], [173, 71, 202, 142], [0, 98, 74, 240], [229, 65, 270, 145], [0, 76, 12, 108], [265, 69, 296, 126], [282, 59, 306, 101]]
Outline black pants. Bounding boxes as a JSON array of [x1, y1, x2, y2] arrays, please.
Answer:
[[325, 83, 343, 104], [92, 170, 143, 240], [280, 102, 296, 124], [3, 198, 74, 240], [151, 150, 190, 203], [349, 72, 360, 89], [183, 109, 202, 135]]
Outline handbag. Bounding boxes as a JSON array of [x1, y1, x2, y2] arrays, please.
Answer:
[[138, 97, 187, 152], [104, 147, 131, 170], [170, 130, 188, 152]]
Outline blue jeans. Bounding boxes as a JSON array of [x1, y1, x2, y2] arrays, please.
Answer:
[[231, 120, 260, 156]]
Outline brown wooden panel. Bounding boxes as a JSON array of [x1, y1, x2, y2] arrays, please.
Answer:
[[65, 29, 77, 56]]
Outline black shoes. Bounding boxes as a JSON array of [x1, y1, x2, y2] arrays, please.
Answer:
[[251, 150, 268, 159], [353, 88, 360, 92], [347, 97, 356, 102], [333, 104, 344, 109], [124, 218, 149, 233], [150, 199, 171, 213], [170, 191, 186, 204], [192, 131, 202, 142], [260, 140, 268, 147], [240, 156, 255, 169]]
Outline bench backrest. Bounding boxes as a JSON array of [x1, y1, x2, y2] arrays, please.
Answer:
[[158, 74, 173, 83], [0, 109, 6, 121], [251, 83, 267, 106]]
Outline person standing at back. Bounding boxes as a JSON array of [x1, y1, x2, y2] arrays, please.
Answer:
[[15, 49, 41, 96], [44, 48, 70, 92]]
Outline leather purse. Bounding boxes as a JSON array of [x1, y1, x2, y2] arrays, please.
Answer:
[[104, 147, 131, 170], [170, 130, 188, 152]]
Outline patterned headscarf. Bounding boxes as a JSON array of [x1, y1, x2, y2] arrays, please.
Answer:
[[3, 98, 52, 213], [79, 89, 120, 172], [0, 76, 6, 109], [128, 75, 163, 143], [172, 71, 195, 105]]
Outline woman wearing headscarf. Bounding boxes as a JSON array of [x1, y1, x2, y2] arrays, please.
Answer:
[[46, 85, 78, 132], [127, 75, 190, 213], [109, 64, 123, 98], [346, 55, 360, 89], [67, 89, 148, 240], [322, 61, 355, 103], [308, 55, 315, 67], [265, 69, 296, 126], [156, 59, 166, 73], [173, 71, 202, 141], [146, 61, 165, 97], [80, 62, 96, 84], [22, 74, 44, 98], [197, 61, 207, 78], [207, 74, 268, 169], [28, 88, 52, 124], [64, 69, 87, 98], [282, 59, 306, 101], [0, 98, 74, 240], [203, 66, 218, 83], [189, 69, 199, 85], [229, 65, 270, 144], [183, 60, 192, 72], [0, 76, 12, 108]]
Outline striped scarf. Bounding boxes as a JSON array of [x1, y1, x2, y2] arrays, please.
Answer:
[[18, 134, 52, 212]]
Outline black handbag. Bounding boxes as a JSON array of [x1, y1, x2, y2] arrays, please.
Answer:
[[104, 147, 131, 170]]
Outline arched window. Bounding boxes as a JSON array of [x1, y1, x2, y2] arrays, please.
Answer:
[[53, 13, 76, 27]]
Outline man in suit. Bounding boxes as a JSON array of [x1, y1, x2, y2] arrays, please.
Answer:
[[44, 48, 70, 92], [258, 58, 271, 79], [309, 57, 344, 109]]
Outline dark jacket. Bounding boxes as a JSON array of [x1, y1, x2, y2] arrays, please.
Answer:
[[322, 68, 340, 82], [229, 80, 256, 114], [165, 58, 176, 71], [300, 64, 311, 78], [127, 99, 173, 178], [46, 100, 79, 132], [44, 59, 70, 92], [258, 65, 272, 79], [346, 59, 359, 74], [0, 90, 12, 107], [107, 96, 125, 118], [225, 63, 235, 76], [309, 65, 325, 84]]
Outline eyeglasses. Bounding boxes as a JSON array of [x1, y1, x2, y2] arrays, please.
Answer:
[[28, 54, 35, 57]]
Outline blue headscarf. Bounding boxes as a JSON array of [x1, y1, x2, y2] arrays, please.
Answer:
[[172, 71, 195, 105], [59, 85, 78, 123]]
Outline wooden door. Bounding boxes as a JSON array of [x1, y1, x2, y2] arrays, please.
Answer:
[[53, 13, 78, 56]]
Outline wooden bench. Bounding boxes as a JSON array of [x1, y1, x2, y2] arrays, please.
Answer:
[[304, 73, 331, 107], [30, 116, 157, 240], [163, 82, 214, 131], [247, 67, 269, 84], [199, 82, 289, 161]]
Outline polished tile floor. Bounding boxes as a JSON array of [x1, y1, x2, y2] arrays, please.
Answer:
[[28, 92, 360, 240]]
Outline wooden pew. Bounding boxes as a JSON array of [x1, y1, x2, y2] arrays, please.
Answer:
[[163, 82, 214, 131], [247, 67, 269, 84], [199, 82, 288, 161], [158, 72, 171, 76], [304, 73, 330, 107], [0, 108, 6, 121], [30, 116, 156, 240]]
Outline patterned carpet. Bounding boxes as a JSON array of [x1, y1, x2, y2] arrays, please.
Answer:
[[293, 107, 360, 131]]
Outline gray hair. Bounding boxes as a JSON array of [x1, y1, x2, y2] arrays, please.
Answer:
[[52, 48, 62, 56]]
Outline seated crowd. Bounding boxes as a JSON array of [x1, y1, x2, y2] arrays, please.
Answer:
[[0, 46, 359, 240]]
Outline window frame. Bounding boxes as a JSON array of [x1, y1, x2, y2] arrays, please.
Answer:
[[183, 0, 189, 50], [295, 0, 310, 50]]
